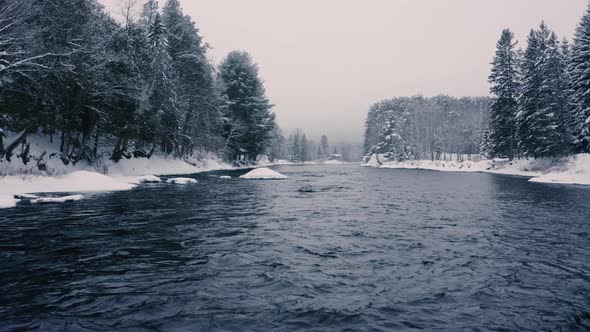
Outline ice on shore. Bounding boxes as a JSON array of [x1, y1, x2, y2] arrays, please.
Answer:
[[239, 168, 288, 180], [0, 195, 19, 209], [166, 177, 198, 184], [31, 195, 84, 204]]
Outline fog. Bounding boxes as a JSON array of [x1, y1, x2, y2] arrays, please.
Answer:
[[102, 0, 587, 142]]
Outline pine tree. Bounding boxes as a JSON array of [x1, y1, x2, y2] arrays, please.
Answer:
[[218, 51, 275, 160], [488, 29, 519, 159], [300, 134, 309, 162], [570, 4, 590, 152], [320, 134, 329, 159], [288, 130, 302, 162], [535, 30, 571, 156], [145, 13, 179, 155], [516, 28, 543, 157]]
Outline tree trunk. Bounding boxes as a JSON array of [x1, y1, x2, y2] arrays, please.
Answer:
[[2, 130, 28, 162]]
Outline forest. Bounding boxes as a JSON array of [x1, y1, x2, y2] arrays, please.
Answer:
[[0, 0, 278, 166], [364, 11, 590, 162]]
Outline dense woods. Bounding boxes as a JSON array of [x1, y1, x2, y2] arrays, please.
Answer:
[[364, 6, 590, 162], [0, 0, 276, 165], [363, 96, 489, 162]]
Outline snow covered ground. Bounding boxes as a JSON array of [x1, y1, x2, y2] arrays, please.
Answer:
[[363, 153, 590, 185]]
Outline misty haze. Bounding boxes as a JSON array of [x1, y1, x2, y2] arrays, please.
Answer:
[[1, 1, 590, 331]]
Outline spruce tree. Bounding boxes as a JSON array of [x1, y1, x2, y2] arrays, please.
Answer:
[[218, 51, 274, 160], [320, 134, 329, 159], [516, 28, 543, 157], [300, 134, 309, 162], [535, 31, 571, 156], [570, 4, 590, 152], [488, 29, 519, 159]]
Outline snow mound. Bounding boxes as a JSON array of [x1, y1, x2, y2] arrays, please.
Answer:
[[0, 195, 19, 209], [31, 195, 84, 204], [220, 176, 232, 179], [0, 171, 136, 196], [529, 154, 590, 185], [239, 168, 288, 180], [166, 177, 198, 184]]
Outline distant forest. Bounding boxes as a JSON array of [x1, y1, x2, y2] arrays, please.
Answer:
[[0, 0, 283, 165], [364, 7, 590, 162]]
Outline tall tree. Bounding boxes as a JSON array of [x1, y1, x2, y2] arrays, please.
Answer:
[[218, 51, 274, 160], [488, 29, 519, 160], [570, 4, 590, 152], [320, 134, 329, 159], [535, 30, 571, 156], [516, 28, 543, 157]]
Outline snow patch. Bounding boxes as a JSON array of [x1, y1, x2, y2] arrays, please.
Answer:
[[0, 195, 19, 209], [0, 171, 136, 196], [529, 154, 590, 185], [166, 177, 198, 184], [31, 195, 84, 204], [240, 168, 288, 180]]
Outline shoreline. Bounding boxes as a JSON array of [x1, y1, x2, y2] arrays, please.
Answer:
[[362, 154, 590, 186]]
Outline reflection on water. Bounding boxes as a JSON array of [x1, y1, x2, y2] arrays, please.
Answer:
[[1, 165, 589, 331]]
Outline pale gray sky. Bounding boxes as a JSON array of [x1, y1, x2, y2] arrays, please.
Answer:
[[102, 0, 588, 142]]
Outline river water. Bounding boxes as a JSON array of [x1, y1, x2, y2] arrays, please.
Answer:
[[1, 165, 589, 331]]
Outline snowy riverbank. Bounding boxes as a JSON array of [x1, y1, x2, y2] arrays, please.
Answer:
[[363, 154, 590, 186], [0, 133, 287, 208]]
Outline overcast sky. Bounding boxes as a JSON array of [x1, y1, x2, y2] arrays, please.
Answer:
[[102, 0, 588, 142]]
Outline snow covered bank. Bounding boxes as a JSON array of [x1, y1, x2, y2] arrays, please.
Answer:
[[528, 154, 590, 185], [240, 168, 289, 180], [0, 195, 19, 209], [363, 154, 590, 185], [0, 171, 136, 196]]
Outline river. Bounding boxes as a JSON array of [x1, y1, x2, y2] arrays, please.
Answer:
[[1, 164, 589, 331]]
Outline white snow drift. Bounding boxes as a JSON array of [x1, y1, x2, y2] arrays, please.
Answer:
[[239, 168, 288, 180], [166, 177, 198, 184], [0, 195, 19, 209], [0, 171, 136, 196], [31, 195, 84, 204]]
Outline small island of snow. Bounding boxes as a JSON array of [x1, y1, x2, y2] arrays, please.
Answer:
[[166, 178, 198, 184], [0, 195, 20, 209], [31, 195, 84, 204], [239, 168, 288, 180]]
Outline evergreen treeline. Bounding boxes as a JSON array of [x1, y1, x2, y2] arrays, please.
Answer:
[[285, 130, 331, 163], [484, 14, 590, 159], [364, 5, 590, 161], [0, 0, 276, 165], [363, 96, 489, 161]]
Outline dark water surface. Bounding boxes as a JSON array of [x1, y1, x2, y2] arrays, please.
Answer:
[[1, 165, 590, 331]]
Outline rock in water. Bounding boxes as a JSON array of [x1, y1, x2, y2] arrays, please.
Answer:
[[298, 185, 315, 193], [239, 168, 288, 180]]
